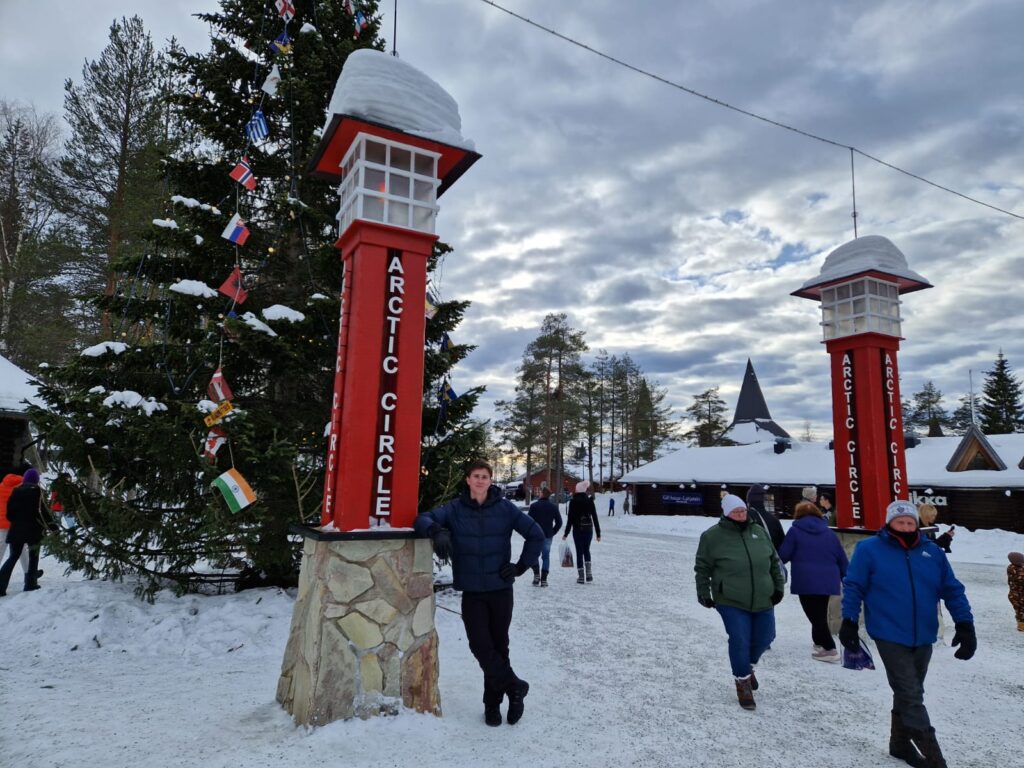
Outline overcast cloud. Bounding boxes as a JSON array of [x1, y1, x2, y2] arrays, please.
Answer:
[[3, 0, 1022, 440]]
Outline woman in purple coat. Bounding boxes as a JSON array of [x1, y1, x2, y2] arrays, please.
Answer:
[[778, 500, 849, 662]]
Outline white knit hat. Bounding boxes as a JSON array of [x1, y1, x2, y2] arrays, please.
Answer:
[[885, 500, 919, 525], [575, 480, 590, 493], [721, 494, 746, 516]]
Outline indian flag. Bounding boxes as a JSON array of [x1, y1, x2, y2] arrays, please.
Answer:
[[212, 468, 257, 512]]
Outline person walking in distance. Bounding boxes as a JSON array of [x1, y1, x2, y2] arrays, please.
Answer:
[[414, 460, 543, 727], [840, 500, 976, 767], [0, 471, 31, 579], [563, 480, 600, 584], [778, 500, 848, 662], [607, 495, 615, 516], [695, 494, 785, 710], [527, 488, 562, 587], [0, 469, 55, 596]]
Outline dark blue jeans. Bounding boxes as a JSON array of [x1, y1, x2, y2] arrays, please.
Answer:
[[572, 528, 593, 564], [532, 537, 554, 574], [716, 604, 776, 678]]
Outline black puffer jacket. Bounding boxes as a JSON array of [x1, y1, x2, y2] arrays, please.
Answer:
[[528, 497, 562, 538], [415, 485, 543, 592], [746, 485, 784, 550], [564, 493, 600, 538], [5, 482, 52, 545]]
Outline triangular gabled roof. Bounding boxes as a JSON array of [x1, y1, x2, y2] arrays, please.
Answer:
[[727, 359, 790, 441], [946, 424, 1007, 472]]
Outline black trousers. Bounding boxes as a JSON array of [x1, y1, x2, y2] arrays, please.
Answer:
[[572, 528, 593, 564], [874, 639, 933, 731], [0, 539, 39, 594], [798, 594, 836, 649], [461, 588, 519, 706]]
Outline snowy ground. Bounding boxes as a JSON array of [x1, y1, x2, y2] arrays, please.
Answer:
[[2, 495, 1021, 768]]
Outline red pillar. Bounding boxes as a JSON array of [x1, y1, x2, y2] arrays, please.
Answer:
[[322, 221, 437, 530], [826, 333, 910, 529]]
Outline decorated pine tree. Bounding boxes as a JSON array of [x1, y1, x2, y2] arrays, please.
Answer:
[[31, 0, 482, 597]]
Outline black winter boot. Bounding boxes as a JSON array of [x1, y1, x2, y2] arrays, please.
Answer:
[[906, 728, 947, 768], [577, 567, 585, 584], [585, 561, 593, 582], [890, 711, 926, 766], [506, 680, 529, 725], [484, 705, 502, 727], [540, 570, 549, 587], [531, 566, 541, 586]]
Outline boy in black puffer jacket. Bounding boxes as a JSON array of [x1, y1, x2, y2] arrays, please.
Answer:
[[415, 460, 543, 727]]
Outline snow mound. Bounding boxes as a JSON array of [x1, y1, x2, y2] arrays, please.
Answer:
[[241, 312, 278, 337], [102, 390, 168, 416], [169, 279, 218, 298], [152, 218, 178, 229], [262, 304, 305, 323], [81, 341, 129, 358]]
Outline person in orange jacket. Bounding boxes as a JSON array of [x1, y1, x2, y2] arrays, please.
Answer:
[[0, 472, 30, 575]]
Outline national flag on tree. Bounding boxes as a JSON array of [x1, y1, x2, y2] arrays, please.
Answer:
[[245, 110, 269, 143], [424, 297, 438, 319], [440, 333, 453, 353], [353, 11, 368, 38], [203, 427, 227, 463], [275, 0, 296, 22], [218, 265, 249, 304], [343, 0, 354, 15], [221, 213, 250, 246], [261, 64, 281, 96], [212, 468, 257, 513], [207, 367, 234, 403], [229, 156, 256, 190], [269, 31, 292, 55]]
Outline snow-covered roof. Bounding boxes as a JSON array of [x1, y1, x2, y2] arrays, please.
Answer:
[[0, 354, 40, 414], [794, 235, 931, 297], [620, 433, 1024, 489], [324, 49, 474, 151]]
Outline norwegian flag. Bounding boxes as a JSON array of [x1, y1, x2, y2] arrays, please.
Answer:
[[229, 156, 256, 191], [218, 265, 249, 304], [207, 367, 234, 403], [275, 0, 296, 22], [203, 426, 228, 463]]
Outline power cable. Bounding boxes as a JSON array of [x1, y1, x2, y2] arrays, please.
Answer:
[[477, 0, 1023, 222]]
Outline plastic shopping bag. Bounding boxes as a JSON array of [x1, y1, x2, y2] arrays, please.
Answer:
[[560, 540, 574, 568], [842, 635, 876, 671]]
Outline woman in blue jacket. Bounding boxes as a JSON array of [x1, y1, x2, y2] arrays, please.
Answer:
[[840, 500, 975, 768], [415, 460, 544, 727], [778, 500, 848, 662]]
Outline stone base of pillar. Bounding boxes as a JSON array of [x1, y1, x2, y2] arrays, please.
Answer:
[[828, 528, 878, 635], [276, 528, 441, 725]]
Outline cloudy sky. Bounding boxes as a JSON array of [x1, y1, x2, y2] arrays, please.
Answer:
[[3, 0, 1023, 441]]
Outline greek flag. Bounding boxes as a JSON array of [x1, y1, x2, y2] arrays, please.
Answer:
[[245, 110, 269, 143]]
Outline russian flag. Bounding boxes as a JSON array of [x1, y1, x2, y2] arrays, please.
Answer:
[[221, 213, 250, 245]]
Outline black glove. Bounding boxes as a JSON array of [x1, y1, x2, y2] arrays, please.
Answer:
[[771, 590, 784, 606], [698, 596, 715, 609], [951, 621, 976, 660], [499, 562, 518, 583], [428, 525, 452, 563], [839, 618, 861, 653]]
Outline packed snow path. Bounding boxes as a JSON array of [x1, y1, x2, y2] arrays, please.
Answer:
[[1, 514, 1019, 768]]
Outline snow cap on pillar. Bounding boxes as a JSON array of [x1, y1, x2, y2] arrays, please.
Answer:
[[792, 235, 931, 300], [310, 49, 479, 195]]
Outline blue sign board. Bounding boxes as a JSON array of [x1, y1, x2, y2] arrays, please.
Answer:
[[662, 491, 703, 506]]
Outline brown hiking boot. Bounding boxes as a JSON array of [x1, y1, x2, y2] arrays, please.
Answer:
[[734, 675, 755, 710]]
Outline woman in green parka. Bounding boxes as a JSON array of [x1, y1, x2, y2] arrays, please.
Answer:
[[695, 494, 785, 710]]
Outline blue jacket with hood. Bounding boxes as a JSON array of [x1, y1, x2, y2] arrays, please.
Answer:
[[778, 514, 848, 595], [415, 485, 543, 593], [841, 527, 972, 647]]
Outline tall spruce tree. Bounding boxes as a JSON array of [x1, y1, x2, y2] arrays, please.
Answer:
[[950, 392, 981, 435], [908, 380, 950, 437], [979, 351, 1024, 434], [31, 1, 481, 597]]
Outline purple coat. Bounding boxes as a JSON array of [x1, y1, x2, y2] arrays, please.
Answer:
[[777, 515, 848, 595]]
